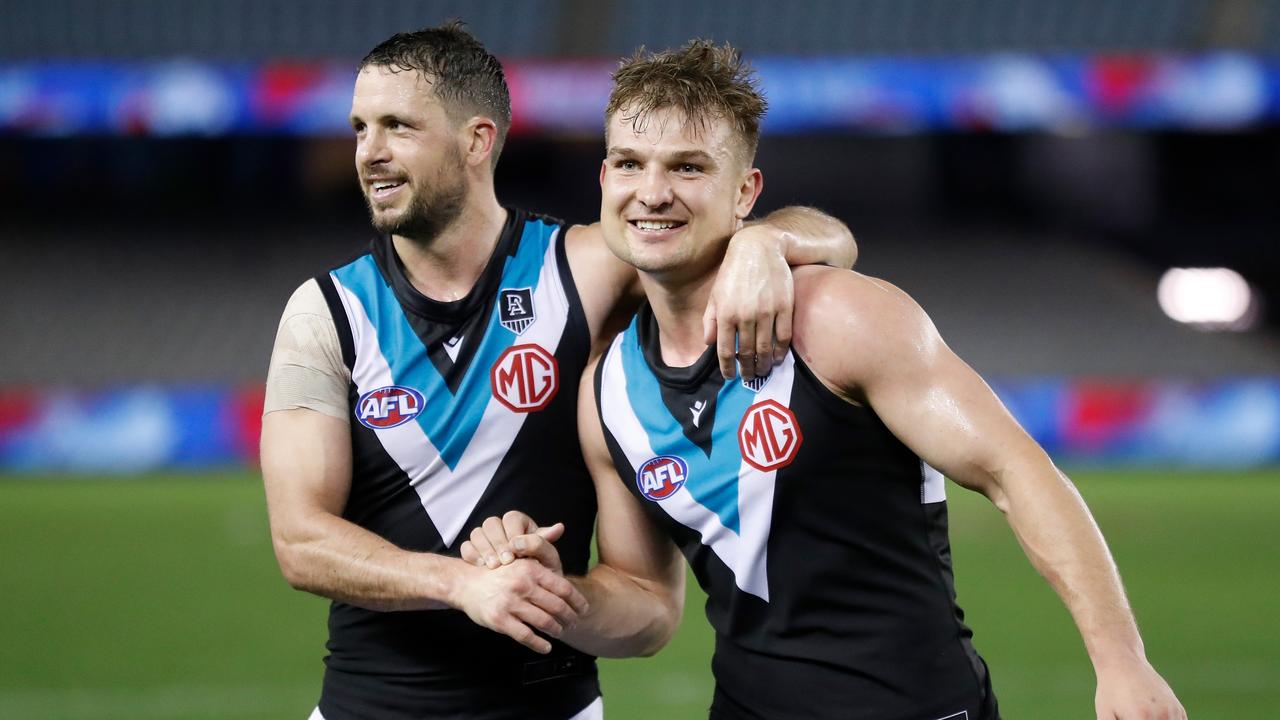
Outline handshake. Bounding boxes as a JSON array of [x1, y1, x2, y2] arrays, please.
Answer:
[[450, 511, 585, 655]]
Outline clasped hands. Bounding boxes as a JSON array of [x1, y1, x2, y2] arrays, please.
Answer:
[[452, 510, 578, 655]]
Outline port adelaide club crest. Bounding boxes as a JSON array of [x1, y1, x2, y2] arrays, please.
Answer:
[[499, 287, 535, 335], [637, 455, 688, 501], [355, 385, 424, 430]]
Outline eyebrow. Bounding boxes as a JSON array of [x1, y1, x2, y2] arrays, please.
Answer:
[[606, 147, 718, 165]]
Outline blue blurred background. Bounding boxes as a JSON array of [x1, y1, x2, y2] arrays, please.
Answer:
[[2, 0, 1278, 472]]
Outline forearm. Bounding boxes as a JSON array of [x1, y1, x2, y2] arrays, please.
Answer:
[[750, 206, 856, 269], [994, 459, 1146, 666], [561, 564, 683, 658], [273, 511, 464, 612]]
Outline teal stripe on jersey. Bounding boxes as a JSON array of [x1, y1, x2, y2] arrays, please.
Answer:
[[333, 219, 556, 470], [619, 317, 756, 534]]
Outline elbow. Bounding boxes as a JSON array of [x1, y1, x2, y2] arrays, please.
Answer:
[[271, 534, 317, 592], [636, 593, 684, 657]]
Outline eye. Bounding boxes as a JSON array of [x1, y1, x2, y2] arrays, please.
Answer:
[[616, 159, 639, 171], [351, 121, 366, 135], [676, 163, 702, 174], [387, 119, 403, 130]]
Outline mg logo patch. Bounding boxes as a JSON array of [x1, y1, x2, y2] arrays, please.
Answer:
[[636, 455, 688, 501], [738, 399, 803, 472], [491, 344, 559, 412], [355, 385, 424, 430], [499, 287, 535, 335]]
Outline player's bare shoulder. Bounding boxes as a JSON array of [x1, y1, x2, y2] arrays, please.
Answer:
[[790, 266, 943, 398]]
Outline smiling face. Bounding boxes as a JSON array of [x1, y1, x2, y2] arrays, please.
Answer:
[[350, 65, 469, 240], [600, 105, 762, 284]]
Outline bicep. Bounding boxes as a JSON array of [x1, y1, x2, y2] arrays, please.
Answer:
[[261, 408, 352, 530]]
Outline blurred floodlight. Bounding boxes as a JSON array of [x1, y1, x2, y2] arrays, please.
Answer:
[[1157, 267, 1258, 331]]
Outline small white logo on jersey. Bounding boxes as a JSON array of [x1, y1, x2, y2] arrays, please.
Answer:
[[443, 336, 464, 362], [741, 372, 770, 392], [689, 399, 707, 427]]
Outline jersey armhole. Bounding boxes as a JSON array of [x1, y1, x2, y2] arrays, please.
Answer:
[[554, 224, 590, 349], [315, 272, 356, 371]]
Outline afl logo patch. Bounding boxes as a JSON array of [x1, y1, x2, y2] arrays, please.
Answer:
[[738, 399, 803, 472], [355, 385, 424, 429], [491, 344, 559, 413], [636, 455, 688, 501]]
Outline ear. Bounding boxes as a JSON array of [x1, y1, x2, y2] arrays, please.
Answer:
[[734, 167, 764, 219], [462, 116, 499, 169], [599, 159, 608, 188]]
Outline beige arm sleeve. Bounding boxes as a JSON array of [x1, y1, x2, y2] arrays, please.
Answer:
[[263, 279, 350, 420]]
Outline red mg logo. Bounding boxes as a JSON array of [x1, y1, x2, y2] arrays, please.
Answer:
[[491, 344, 559, 413], [737, 399, 803, 472]]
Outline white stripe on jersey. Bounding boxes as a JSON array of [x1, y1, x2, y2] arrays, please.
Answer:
[[599, 338, 796, 602], [331, 228, 570, 547]]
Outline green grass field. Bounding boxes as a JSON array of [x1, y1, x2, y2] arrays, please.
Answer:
[[1, 470, 1277, 719]]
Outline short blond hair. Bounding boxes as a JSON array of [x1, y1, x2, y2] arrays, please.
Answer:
[[606, 40, 767, 162]]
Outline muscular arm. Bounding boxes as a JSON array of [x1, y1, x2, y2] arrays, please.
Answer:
[[793, 268, 1183, 719], [561, 362, 686, 657], [261, 408, 459, 610]]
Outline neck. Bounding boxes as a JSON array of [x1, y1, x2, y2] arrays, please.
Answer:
[[392, 188, 506, 302], [640, 269, 720, 368]]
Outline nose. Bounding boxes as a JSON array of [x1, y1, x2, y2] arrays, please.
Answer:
[[636, 166, 674, 211], [356, 128, 391, 169]]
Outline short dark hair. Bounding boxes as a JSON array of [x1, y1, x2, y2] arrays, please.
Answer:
[[607, 40, 766, 163], [360, 21, 512, 170]]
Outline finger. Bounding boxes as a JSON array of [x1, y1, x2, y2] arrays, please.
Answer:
[[537, 571, 589, 615], [716, 316, 737, 380], [512, 602, 564, 639], [527, 585, 576, 626], [460, 540, 484, 567], [736, 317, 758, 382], [535, 522, 565, 543], [702, 298, 718, 345], [469, 527, 499, 569], [773, 298, 793, 363], [502, 510, 537, 540], [494, 615, 552, 654], [753, 310, 775, 377], [512, 533, 562, 572], [483, 516, 515, 565]]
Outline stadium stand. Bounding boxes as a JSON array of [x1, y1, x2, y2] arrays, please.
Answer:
[[3, 0, 1276, 60], [3, 218, 1277, 387]]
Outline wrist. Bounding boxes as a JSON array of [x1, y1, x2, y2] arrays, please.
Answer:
[[430, 554, 477, 609], [1086, 636, 1148, 674]]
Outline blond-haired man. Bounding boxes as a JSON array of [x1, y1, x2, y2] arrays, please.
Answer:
[[466, 41, 1185, 720]]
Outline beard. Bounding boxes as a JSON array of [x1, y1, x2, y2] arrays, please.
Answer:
[[364, 146, 469, 242]]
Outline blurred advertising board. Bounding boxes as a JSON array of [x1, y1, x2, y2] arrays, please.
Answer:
[[3, 54, 1279, 137], [0, 380, 1277, 473]]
